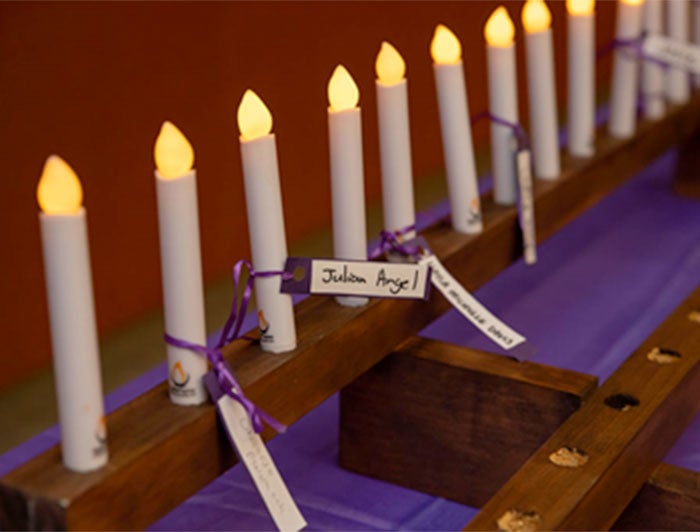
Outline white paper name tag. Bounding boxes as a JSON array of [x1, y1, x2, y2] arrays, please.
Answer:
[[643, 35, 700, 74], [516, 149, 537, 265], [281, 257, 431, 300], [204, 370, 306, 532], [420, 253, 533, 359]]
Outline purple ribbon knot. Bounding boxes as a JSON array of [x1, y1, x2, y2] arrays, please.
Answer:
[[471, 111, 530, 152], [370, 225, 423, 260], [164, 258, 291, 434]]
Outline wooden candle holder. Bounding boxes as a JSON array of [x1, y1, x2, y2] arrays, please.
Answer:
[[2, 95, 700, 530]]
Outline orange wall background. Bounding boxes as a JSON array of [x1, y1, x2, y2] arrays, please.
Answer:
[[0, 1, 615, 391]]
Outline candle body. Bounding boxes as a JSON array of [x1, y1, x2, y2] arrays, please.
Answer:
[[328, 107, 368, 307], [608, 0, 643, 139], [155, 170, 208, 405], [376, 80, 416, 239], [433, 62, 482, 233], [642, 0, 666, 120], [666, 0, 690, 104], [487, 44, 519, 205], [694, 0, 700, 87], [240, 135, 297, 353], [525, 27, 560, 180], [40, 208, 108, 472], [568, 11, 595, 157]]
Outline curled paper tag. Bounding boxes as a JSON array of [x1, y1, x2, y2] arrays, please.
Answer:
[[643, 35, 700, 74], [418, 251, 535, 361], [204, 370, 306, 532], [281, 257, 431, 300], [516, 149, 537, 265]]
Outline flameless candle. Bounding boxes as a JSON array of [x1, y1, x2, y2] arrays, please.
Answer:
[[641, 0, 666, 119], [485, 6, 519, 205], [37, 155, 108, 472], [430, 24, 482, 233], [154, 121, 208, 405], [522, 0, 560, 180], [237, 90, 297, 353], [567, 0, 596, 157], [694, 1, 700, 87], [608, 0, 644, 139], [375, 41, 416, 239], [666, 0, 690, 104], [327, 65, 368, 308]]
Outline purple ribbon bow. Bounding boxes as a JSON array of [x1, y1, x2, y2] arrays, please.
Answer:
[[369, 224, 422, 260], [164, 258, 292, 434]]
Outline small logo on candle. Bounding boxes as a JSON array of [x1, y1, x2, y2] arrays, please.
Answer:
[[170, 361, 191, 388], [258, 310, 270, 334], [467, 196, 482, 225], [93, 415, 107, 457]]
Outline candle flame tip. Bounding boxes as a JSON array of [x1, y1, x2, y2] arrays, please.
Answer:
[[376, 40, 406, 84], [431, 23, 462, 64], [154, 120, 194, 179], [328, 64, 359, 111], [37, 154, 83, 214]]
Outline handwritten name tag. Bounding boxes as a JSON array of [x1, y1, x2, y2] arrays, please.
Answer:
[[281, 257, 431, 300], [643, 35, 700, 74], [204, 370, 306, 532], [516, 149, 537, 265]]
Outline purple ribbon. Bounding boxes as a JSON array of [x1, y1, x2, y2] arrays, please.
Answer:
[[597, 34, 670, 70], [471, 111, 530, 151], [369, 225, 423, 260], [164, 259, 292, 434]]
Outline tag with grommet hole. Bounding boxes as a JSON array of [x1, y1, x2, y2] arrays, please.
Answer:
[[281, 257, 431, 300]]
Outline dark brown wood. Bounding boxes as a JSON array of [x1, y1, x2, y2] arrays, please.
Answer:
[[339, 337, 597, 507], [614, 463, 700, 531], [674, 123, 700, 199], [3, 96, 700, 530], [466, 283, 700, 531]]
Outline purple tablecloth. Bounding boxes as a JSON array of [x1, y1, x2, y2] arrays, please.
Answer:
[[3, 147, 700, 530]]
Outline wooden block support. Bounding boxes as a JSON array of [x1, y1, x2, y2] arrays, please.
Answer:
[[339, 337, 598, 507], [466, 284, 700, 531], [2, 97, 700, 530]]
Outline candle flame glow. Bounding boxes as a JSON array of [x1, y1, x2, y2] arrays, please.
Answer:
[[37, 155, 83, 214], [375, 41, 406, 85], [430, 24, 462, 65], [328, 65, 359, 112], [566, 0, 595, 16], [485, 6, 515, 47], [237, 90, 273, 141], [154, 121, 194, 179], [522, 0, 552, 33], [621, 0, 643, 5]]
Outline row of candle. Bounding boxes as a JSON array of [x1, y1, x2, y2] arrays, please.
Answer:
[[36, 0, 700, 472]]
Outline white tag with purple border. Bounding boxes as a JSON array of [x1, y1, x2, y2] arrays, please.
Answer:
[[204, 371, 306, 532], [516, 149, 537, 265], [281, 257, 431, 300], [643, 35, 700, 74]]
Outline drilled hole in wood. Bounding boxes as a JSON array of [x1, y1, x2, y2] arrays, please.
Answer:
[[647, 347, 682, 364], [549, 446, 589, 468], [604, 393, 640, 411], [688, 310, 700, 323], [497, 509, 541, 532]]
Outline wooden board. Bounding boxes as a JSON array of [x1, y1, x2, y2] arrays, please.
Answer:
[[466, 283, 700, 531], [2, 96, 700, 530], [339, 337, 598, 507]]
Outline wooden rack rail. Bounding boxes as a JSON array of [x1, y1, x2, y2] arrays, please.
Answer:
[[2, 95, 700, 530]]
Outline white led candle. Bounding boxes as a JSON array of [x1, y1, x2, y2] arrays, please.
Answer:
[[327, 65, 368, 308], [666, 0, 690, 104], [430, 24, 482, 233], [641, 0, 666, 119], [237, 90, 297, 353], [567, 0, 596, 157], [37, 155, 108, 472], [154, 121, 209, 405], [375, 42, 416, 239], [694, 0, 700, 88], [485, 6, 519, 205], [522, 0, 560, 180], [608, 0, 644, 139]]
